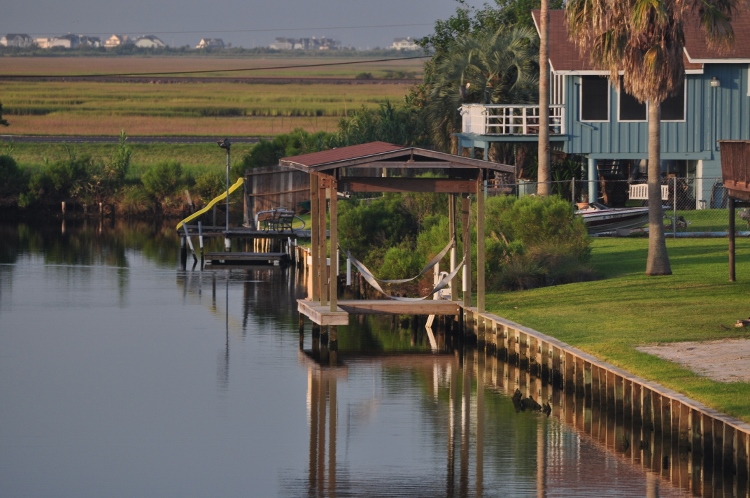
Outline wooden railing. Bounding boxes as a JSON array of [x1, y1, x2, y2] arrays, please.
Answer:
[[460, 104, 565, 136]]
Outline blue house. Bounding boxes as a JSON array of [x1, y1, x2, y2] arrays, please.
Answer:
[[456, 9, 750, 207]]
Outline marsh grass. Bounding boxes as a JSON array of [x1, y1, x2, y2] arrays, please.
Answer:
[[485, 237, 750, 421], [0, 55, 422, 136], [0, 56, 425, 78]]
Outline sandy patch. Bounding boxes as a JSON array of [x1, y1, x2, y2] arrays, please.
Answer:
[[637, 338, 750, 383]]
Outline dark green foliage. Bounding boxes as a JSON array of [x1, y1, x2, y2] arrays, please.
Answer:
[[338, 196, 419, 269], [48, 154, 96, 201], [378, 246, 425, 281], [142, 161, 184, 207], [240, 129, 336, 172], [193, 170, 226, 201], [242, 140, 280, 169], [0, 103, 9, 126], [418, 0, 564, 56], [334, 101, 430, 147], [0, 155, 26, 196], [108, 131, 131, 185], [484, 195, 592, 289]]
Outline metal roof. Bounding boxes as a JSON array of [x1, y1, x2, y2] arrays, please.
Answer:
[[279, 142, 515, 174]]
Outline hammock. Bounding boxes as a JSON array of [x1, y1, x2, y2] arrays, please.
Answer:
[[343, 240, 464, 301]]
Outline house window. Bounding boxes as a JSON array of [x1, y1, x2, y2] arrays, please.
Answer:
[[619, 80, 646, 121], [661, 81, 685, 121], [580, 76, 609, 121]]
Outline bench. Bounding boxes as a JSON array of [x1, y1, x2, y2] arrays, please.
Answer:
[[255, 208, 296, 232]]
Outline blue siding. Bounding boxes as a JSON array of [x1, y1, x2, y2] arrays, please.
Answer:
[[563, 64, 750, 170]]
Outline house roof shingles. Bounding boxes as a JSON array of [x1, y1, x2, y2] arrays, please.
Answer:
[[535, 9, 750, 72]]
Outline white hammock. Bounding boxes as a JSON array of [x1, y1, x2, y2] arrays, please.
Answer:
[[342, 240, 464, 301]]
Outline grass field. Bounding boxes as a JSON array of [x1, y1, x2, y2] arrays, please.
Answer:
[[0, 56, 426, 78], [4, 142, 257, 178], [0, 56, 423, 136], [486, 237, 750, 421]]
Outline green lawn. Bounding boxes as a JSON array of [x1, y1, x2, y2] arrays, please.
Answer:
[[485, 237, 750, 421]]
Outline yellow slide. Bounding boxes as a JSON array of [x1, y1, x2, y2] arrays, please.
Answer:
[[176, 177, 245, 230]]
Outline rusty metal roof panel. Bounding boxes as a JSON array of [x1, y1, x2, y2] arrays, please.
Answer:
[[280, 142, 407, 170]]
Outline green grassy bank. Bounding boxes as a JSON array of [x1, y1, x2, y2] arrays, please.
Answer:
[[5, 142, 256, 176], [485, 237, 750, 422]]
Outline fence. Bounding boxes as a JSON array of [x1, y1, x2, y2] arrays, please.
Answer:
[[494, 177, 745, 236]]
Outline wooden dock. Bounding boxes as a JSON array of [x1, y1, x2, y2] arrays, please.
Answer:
[[298, 299, 461, 326], [206, 251, 290, 267]]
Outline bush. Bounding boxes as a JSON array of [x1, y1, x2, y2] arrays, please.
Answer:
[[0, 155, 26, 196], [142, 160, 184, 205], [338, 196, 418, 268], [378, 246, 425, 280], [484, 195, 593, 290], [194, 170, 225, 201], [118, 185, 154, 217]]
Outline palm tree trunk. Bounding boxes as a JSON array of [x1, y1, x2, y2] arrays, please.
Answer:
[[646, 101, 672, 275], [537, 0, 551, 196]]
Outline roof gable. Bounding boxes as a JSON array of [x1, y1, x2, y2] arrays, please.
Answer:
[[535, 9, 747, 72], [279, 141, 515, 174]]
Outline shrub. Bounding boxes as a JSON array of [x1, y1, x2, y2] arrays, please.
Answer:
[[0, 155, 26, 196], [378, 246, 425, 280], [118, 185, 154, 217], [484, 195, 593, 290], [338, 196, 418, 268], [193, 170, 225, 201], [142, 160, 184, 206]]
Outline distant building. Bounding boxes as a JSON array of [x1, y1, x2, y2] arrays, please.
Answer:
[[135, 35, 166, 48], [269, 36, 340, 50], [35, 37, 52, 49], [78, 36, 101, 48], [35, 35, 100, 49], [196, 38, 225, 49], [391, 37, 419, 51], [52, 34, 83, 48], [0, 34, 35, 48], [104, 34, 132, 48]]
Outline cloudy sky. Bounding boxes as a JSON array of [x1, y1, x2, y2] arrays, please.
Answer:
[[3, 0, 486, 49]]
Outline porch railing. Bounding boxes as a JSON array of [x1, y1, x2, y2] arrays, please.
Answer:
[[460, 104, 565, 136]]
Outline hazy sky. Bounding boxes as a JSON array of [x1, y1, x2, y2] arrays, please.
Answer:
[[3, 0, 486, 49]]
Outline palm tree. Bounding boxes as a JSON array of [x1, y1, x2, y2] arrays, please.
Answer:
[[425, 26, 539, 152], [537, 0, 551, 196], [565, 0, 739, 275]]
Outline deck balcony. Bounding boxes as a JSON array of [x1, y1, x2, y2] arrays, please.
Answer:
[[460, 104, 565, 136]]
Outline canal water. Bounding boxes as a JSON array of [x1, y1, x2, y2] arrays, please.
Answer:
[[0, 221, 692, 497]]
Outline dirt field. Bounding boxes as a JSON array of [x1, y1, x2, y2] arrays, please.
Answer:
[[637, 338, 750, 383]]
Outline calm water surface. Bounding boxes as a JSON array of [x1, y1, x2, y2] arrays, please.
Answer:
[[0, 221, 690, 497]]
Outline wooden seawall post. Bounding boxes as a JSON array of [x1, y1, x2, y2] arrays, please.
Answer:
[[463, 307, 750, 495]]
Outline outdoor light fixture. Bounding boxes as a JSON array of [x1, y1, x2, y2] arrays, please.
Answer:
[[711, 76, 721, 88], [217, 138, 231, 250]]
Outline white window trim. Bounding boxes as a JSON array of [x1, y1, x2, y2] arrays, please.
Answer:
[[579, 76, 610, 123]]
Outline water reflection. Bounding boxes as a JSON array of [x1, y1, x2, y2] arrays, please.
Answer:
[[291, 350, 692, 497], [0, 222, 725, 497]]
